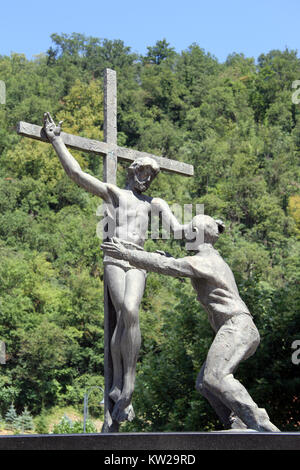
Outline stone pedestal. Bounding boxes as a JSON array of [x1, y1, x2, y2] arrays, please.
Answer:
[[0, 432, 298, 450]]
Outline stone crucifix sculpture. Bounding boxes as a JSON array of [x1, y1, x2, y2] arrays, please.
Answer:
[[16, 69, 194, 432]]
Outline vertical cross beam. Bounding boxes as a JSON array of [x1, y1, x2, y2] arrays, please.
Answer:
[[102, 69, 119, 432], [103, 68, 117, 184]]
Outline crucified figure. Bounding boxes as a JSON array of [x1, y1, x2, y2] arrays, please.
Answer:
[[101, 215, 280, 432], [43, 112, 185, 423]]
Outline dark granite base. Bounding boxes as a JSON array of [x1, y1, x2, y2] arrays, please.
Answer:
[[0, 432, 299, 450]]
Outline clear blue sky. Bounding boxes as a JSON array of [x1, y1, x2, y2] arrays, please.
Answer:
[[0, 0, 299, 62]]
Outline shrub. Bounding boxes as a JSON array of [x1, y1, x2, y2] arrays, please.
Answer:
[[52, 415, 97, 434]]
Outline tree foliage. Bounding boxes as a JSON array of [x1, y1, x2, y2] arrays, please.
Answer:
[[0, 34, 299, 431]]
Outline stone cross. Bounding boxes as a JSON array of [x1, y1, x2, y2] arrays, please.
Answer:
[[16, 68, 194, 432]]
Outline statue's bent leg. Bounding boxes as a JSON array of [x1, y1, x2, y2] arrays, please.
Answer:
[[196, 362, 247, 430], [112, 268, 146, 422], [105, 265, 126, 403], [202, 314, 279, 432]]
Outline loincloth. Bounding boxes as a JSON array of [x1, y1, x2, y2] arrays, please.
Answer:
[[104, 255, 147, 275]]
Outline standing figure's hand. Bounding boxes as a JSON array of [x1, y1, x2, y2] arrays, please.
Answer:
[[43, 112, 63, 142], [101, 238, 128, 260]]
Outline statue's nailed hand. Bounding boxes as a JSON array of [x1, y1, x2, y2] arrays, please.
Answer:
[[101, 237, 128, 260], [43, 112, 63, 142]]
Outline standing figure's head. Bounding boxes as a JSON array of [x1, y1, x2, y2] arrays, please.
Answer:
[[126, 157, 160, 193], [187, 214, 225, 249]]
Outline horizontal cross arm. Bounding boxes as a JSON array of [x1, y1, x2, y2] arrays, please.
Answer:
[[17, 121, 194, 177], [116, 146, 194, 177], [17, 121, 109, 155]]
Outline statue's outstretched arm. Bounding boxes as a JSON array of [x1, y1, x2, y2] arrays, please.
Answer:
[[151, 197, 188, 238], [43, 112, 110, 201], [101, 238, 194, 278]]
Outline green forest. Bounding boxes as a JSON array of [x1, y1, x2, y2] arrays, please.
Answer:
[[0, 34, 299, 432]]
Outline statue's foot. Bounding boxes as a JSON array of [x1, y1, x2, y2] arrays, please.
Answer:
[[256, 419, 280, 432], [112, 396, 135, 423], [252, 408, 280, 432], [117, 404, 135, 423], [109, 386, 122, 403], [237, 408, 280, 433]]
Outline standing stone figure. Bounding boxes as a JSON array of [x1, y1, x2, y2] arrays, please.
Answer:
[[43, 112, 185, 423], [101, 215, 280, 432]]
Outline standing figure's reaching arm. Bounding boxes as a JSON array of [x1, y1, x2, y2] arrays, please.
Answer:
[[43, 112, 110, 201], [101, 238, 194, 278]]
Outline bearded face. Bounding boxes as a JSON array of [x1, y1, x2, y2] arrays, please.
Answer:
[[132, 165, 154, 192], [126, 157, 160, 193], [126, 164, 156, 192]]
